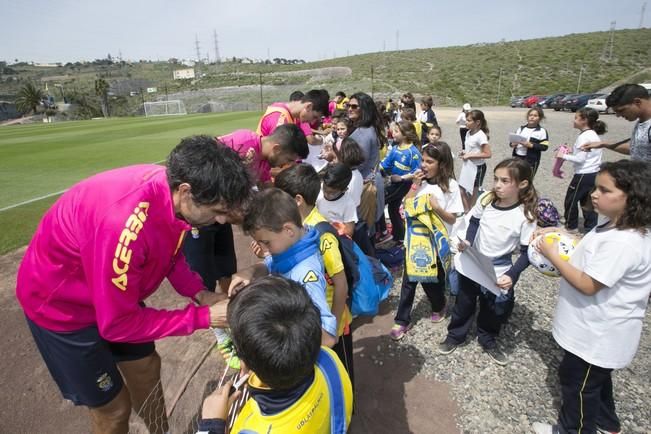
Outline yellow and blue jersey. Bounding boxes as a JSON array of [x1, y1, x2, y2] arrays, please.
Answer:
[[380, 143, 421, 177]]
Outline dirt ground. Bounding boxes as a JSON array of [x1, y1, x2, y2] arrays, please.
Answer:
[[0, 106, 634, 433], [0, 225, 459, 433]]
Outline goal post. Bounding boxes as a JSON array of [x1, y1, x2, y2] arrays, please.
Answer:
[[144, 100, 187, 117]]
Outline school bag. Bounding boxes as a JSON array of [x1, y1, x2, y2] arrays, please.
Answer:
[[315, 222, 392, 316], [375, 245, 405, 271]]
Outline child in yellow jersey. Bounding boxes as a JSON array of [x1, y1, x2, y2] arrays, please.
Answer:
[[274, 163, 355, 387], [197, 276, 353, 434]]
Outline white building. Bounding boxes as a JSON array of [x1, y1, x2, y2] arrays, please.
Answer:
[[173, 68, 195, 80]]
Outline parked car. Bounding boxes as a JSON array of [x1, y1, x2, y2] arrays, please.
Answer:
[[540, 93, 568, 108], [564, 93, 606, 112], [551, 94, 577, 111], [585, 96, 612, 114], [524, 95, 546, 108], [510, 95, 527, 108]]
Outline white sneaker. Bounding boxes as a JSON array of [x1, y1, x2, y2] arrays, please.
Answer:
[[532, 422, 559, 434]]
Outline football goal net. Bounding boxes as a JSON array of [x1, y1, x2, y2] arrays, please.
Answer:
[[144, 100, 187, 117]]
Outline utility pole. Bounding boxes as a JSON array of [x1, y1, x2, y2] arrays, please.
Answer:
[[213, 30, 220, 63], [259, 72, 264, 110], [382, 40, 386, 52], [608, 21, 616, 60], [496, 68, 503, 105], [641, 2, 647, 28], [194, 34, 201, 63], [396, 30, 399, 50], [576, 65, 586, 93], [370, 66, 374, 99], [267, 47, 270, 61]]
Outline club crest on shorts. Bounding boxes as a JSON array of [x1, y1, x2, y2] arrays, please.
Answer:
[[96, 372, 114, 392]]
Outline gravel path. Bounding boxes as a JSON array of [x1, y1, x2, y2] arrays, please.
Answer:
[[382, 107, 651, 433]]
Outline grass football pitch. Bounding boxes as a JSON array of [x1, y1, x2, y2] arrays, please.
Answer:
[[0, 111, 261, 254]]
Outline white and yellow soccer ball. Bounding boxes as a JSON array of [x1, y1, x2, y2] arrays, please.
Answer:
[[527, 232, 578, 277]]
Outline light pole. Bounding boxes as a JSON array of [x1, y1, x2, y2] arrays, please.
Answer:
[[54, 83, 65, 103], [576, 65, 586, 93], [496, 68, 503, 105]]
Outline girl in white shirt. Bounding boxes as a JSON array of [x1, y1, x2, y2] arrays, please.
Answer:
[[560, 107, 606, 232], [460, 109, 493, 212], [455, 103, 471, 150], [532, 159, 651, 434], [440, 158, 537, 365], [390, 142, 463, 340], [334, 137, 365, 208], [509, 107, 550, 177]]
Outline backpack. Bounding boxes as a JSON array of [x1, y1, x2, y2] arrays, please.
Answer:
[[315, 222, 392, 316], [375, 245, 405, 271]]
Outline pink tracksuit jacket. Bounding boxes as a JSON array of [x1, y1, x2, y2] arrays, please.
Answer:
[[16, 165, 210, 343]]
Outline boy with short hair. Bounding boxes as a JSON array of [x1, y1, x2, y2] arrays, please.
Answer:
[[257, 89, 330, 138], [198, 275, 353, 434], [275, 164, 354, 383], [230, 188, 337, 347], [316, 163, 358, 237]]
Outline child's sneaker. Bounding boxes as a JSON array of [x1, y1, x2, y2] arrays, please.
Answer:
[[389, 323, 411, 340], [437, 340, 458, 355], [430, 306, 447, 323], [532, 422, 561, 434], [596, 428, 621, 434], [484, 346, 507, 366], [375, 230, 392, 245]]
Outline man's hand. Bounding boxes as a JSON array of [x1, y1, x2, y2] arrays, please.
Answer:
[[194, 289, 227, 306], [580, 141, 604, 152], [201, 380, 241, 420], [209, 299, 229, 328]]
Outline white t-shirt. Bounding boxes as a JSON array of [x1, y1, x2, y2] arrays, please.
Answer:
[[552, 225, 651, 369], [464, 130, 489, 166], [456, 112, 467, 128], [562, 129, 602, 174], [513, 125, 549, 156], [316, 190, 358, 224], [347, 169, 363, 208], [416, 179, 464, 235], [471, 199, 537, 276]]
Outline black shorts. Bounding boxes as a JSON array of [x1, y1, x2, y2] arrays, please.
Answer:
[[183, 223, 237, 291], [474, 164, 487, 188], [26, 316, 155, 407]]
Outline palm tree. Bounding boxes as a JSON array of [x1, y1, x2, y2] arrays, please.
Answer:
[[95, 78, 110, 117], [15, 82, 44, 115]]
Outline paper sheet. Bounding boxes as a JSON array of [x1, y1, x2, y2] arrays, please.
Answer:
[[453, 246, 502, 296], [458, 160, 477, 193], [508, 133, 527, 144]]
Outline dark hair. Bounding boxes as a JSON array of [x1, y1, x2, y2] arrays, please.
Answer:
[[420, 96, 434, 108], [349, 92, 387, 146], [228, 275, 321, 390], [242, 188, 302, 233], [400, 107, 416, 122], [331, 109, 346, 119], [392, 120, 420, 145], [322, 162, 352, 191], [598, 160, 651, 233], [400, 92, 415, 110], [289, 90, 304, 102], [335, 91, 346, 98], [576, 107, 607, 135], [606, 83, 650, 107], [428, 124, 442, 138], [492, 158, 537, 222], [336, 137, 365, 168], [422, 141, 455, 192], [467, 109, 489, 137], [527, 107, 545, 122], [302, 89, 330, 116], [269, 123, 309, 159], [167, 135, 253, 206], [274, 163, 320, 206], [335, 116, 354, 135]]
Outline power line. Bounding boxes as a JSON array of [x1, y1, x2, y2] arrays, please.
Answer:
[[641, 2, 647, 28], [194, 34, 201, 63]]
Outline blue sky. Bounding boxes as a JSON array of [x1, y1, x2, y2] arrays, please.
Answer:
[[1, 0, 646, 63]]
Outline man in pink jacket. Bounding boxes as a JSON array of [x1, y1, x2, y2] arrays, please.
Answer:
[[16, 135, 253, 434]]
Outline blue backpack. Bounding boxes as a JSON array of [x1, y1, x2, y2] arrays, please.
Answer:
[[315, 222, 392, 316]]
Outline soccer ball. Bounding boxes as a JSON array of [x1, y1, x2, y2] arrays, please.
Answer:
[[527, 232, 578, 277]]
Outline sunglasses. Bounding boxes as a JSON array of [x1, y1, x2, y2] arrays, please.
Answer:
[[347, 104, 359, 110]]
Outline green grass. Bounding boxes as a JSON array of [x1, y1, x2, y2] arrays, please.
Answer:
[[0, 111, 260, 253]]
